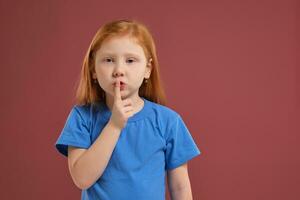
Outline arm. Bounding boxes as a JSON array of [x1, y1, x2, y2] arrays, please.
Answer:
[[68, 120, 122, 190], [167, 163, 193, 200]]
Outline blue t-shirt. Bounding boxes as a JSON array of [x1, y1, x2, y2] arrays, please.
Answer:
[[55, 97, 201, 200]]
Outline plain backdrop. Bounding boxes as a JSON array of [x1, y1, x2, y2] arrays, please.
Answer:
[[0, 0, 299, 199]]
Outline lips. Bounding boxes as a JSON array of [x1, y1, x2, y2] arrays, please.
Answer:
[[113, 81, 126, 86]]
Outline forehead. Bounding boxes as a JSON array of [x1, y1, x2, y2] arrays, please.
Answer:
[[96, 36, 145, 57]]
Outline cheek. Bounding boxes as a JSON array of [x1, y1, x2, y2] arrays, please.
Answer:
[[95, 67, 110, 79], [95, 66, 105, 74], [133, 75, 146, 87], [94, 71, 109, 87], [96, 79, 112, 93]]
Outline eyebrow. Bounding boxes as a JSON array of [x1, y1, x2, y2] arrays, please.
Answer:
[[100, 52, 140, 57]]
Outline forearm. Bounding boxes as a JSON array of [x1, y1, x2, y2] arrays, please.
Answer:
[[72, 121, 122, 189], [169, 186, 193, 200]]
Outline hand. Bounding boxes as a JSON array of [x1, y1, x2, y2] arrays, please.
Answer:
[[108, 80, 134, 130]]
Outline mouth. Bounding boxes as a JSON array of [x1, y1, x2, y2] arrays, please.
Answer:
[[113, 81, 125, 86], [113, 81, 126, 91]]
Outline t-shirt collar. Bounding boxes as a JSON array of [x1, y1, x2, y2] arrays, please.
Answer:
[[98, 97, 151, 122]]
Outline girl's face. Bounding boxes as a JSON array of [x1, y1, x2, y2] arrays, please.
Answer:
[[93, 35, 152, 101]]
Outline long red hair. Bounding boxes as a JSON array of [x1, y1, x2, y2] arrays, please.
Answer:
[[74, 19, 167, 106]]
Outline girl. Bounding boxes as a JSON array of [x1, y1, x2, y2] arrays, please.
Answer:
[[55, 19, 201, 200]]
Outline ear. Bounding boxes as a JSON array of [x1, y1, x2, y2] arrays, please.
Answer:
[[145, 65, 152, 79], [145, 58, 153, 78]]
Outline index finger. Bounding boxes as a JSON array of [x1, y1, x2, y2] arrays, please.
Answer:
[[114, 79, 121, 101]]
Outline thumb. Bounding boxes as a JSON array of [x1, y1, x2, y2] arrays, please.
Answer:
[[114, 80, 121, 101]]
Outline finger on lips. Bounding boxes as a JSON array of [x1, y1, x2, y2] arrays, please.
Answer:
[[114, 80, 121, 100]]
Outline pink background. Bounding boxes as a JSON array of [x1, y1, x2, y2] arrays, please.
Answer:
[[0, 0, 299, 199]]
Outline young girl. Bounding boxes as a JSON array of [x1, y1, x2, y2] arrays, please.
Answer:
[[55, 19, 201, 200]]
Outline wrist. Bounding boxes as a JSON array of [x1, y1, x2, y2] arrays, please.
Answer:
[[107, 120, 123, 132]]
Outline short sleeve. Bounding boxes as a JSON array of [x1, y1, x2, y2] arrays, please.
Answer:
[[165, 114, 201, 170], [54, 106, 92, 157]]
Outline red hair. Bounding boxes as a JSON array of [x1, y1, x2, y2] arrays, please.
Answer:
[[74, 19, 167, 106]]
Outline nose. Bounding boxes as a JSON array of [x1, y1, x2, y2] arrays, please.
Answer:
[[113, 61, 125, 78]]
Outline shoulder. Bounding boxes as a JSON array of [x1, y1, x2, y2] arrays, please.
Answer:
[[68, 103, 95, 124], [72, 104, 91, 116], [146, 100, 182, 129], [150, 101, 180, 119]]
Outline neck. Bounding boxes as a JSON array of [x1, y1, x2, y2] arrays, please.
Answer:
[[105, 95, 144, 114]]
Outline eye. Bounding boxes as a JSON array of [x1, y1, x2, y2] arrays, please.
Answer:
[[103, 57, 113, 63], [126, 58, 136, 63]]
